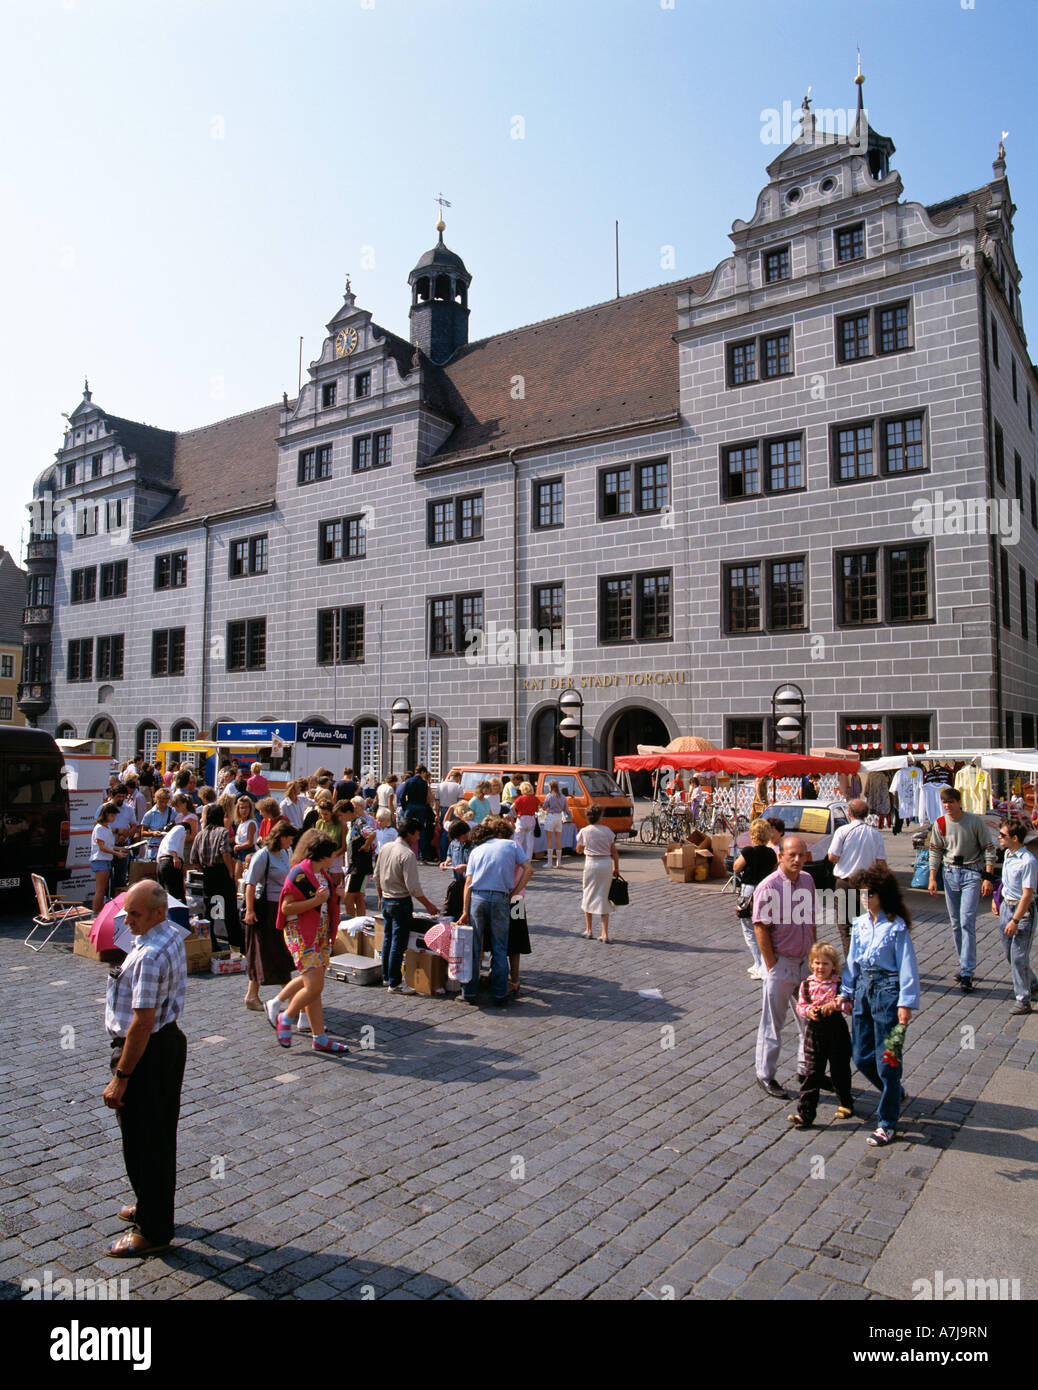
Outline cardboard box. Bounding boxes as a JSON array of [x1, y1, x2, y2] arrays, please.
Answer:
[[73, 918, 102, 962], [128, 861, 158, 885], [210, 953, 247, 975], [184, 933, 213, 975], [371, 914, 436, 956], [663, 842, 700, 883], [404, 948, 447, 996], [708, 832, 733, 879], [333, 928, 376, 958]]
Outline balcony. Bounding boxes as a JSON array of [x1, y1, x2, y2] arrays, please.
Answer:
[[26, 537, 57, 563], [22, 606, 53, 628], [17, 681, 52, 717]]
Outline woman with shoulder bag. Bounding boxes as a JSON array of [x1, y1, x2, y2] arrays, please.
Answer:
[[576, 806, 619, 943], [542, 780, 568, 868], [241, 820, 297, 1011], [732, 819, 778, 981], [189, 803, 243, 951]]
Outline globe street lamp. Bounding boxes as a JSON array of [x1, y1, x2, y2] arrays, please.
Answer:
[[558, 687, 584, 765], [390, 696, 412, 778], [772, 682, 805, 753]]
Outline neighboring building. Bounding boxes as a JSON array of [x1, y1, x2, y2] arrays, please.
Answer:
[[0, 548, 27, 725], [21, 79, 1038, 773]]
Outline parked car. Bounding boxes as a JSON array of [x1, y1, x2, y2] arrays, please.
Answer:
[[725, 799, 850, 888], [447, 764, 634, 834]]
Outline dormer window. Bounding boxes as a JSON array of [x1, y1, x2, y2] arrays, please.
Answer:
[[763, 246, 791, 284], [835, 223, 865, 264], [355, 371, 371, 399]]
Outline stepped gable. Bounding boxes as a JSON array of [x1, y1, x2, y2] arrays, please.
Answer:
[[423, 275, 712, 465], [135, 401, 284, 533]]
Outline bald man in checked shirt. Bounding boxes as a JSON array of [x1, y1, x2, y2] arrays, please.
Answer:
[[102, 880, 187, 1257]]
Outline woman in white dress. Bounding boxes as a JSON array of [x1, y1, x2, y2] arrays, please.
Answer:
[[576, 807, 620, 942]]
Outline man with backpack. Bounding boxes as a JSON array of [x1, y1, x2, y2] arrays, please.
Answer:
[[928, 787, 998, 993]]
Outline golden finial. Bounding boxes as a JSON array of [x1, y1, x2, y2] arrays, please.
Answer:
[[435, 192, 451, 237]]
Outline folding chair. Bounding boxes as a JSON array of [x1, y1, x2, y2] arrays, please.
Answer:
[[25, 874, 94, 952]]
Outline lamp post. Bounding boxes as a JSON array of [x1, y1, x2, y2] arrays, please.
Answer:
[[390, 696, 411, 779], [558, 688, 584, 766], [772, 682, 805, 754]]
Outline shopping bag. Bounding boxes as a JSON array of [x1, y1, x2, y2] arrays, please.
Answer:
[[448, 922, 473, 983], [910, 849, 941, 890], [422, 921, 452, 960]]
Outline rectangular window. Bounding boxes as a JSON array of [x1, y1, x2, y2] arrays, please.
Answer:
[[227, 618, 266, 671], [0, 655, 13, 679], [889, 715, 931, 755], [599, 576, 633, 642], [96, 634, 124, 681], [877, 303, 910, 355], [321, 382, 337, 408], [70, 567, 96, 604], [427, 594, 483, 656], [354, 371, 371, 399], [637, 460, 669, 512], [458, 493, 483, 540], [1021, 567, 1029, 642], [0, 698, 11, 721], [1000, 548, 1011, 630], [600, 467, 632, 518], [374, 431, 391, 467], [836, 424, 875, 481], [767, 437, 803, 492], [317, 607, 364, 664], [24, 644, 47, 683], [1031, 478, 1037, 531], [99, 560, 127, 599], [534, 478, 564, 529], [353, 436, 372, 471], [1016, 452, 1024, 501], [427, 494, 483, 545], [428, 501, 454, 546], [763, 245, 791, 283], [298, 444, 332, 485], [888, 546, 931, 624], [229, 534, 267, 577], [728, 339, 758, 386], [991, 315, 999, 368], [835, 223, 865, 263], [1006, 713, 1015, 747], [75, 504, 98, 538], [724, 443, 761, 499], [768, 558, 806, 631], [638, 571, 672, 639], [154, 551, 188, 589], [105, 499, 124, 531], [840, 718, 884, 756], [1024, 714, 1035, 749], [883, 414, 925, 473], [762, 331, 791, 379], [91, 454, 103, 478], [1029, 390, 1033, 431], [727, 718, 765, 750], [319, 515, 365, 561], [836, 300, 913, 364], [66, 638, 93, 682], [534, 584, 564, 637], [725, 563, 762, 634], [837, 551, 879, 626], [151, 628, 185, 677], [994, 422, 1005, 485], [1012, 358, 1018, 402], [64, 463, 75, 488]]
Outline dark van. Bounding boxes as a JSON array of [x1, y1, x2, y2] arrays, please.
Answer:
[[0, 727, 69, 899]]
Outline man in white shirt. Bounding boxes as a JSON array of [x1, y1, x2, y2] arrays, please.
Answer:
[[828, 799, 888, 957], [156, 821, 187, 901]]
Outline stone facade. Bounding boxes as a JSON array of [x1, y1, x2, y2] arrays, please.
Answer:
[[22, 94, 1038, 772]]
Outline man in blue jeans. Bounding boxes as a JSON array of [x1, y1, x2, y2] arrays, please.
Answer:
[[373, 817, 440, 993], [928, 786, 997, 993], [456, 820, 533, 1007]]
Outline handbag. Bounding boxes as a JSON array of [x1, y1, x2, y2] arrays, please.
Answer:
[[608, 874, 629, 907], [533, 819, 542, 839]]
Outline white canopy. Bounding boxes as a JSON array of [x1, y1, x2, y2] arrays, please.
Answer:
[[861, 748, 1038, 774]]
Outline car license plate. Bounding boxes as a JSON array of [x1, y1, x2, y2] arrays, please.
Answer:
[[0, 877, 20, 889]]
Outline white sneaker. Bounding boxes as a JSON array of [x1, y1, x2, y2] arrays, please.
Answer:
[[388, 983, 416, 995], [265, 997, 286, 1029], [749, 966, 766, 981]]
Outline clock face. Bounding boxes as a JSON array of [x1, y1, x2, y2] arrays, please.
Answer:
[[335, 327, 359, 358]]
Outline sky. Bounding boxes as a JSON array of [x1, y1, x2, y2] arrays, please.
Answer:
[[3, 0, 1035, 565]]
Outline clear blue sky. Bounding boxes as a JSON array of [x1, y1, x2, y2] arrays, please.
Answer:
[[3, 0, 1035, 564]]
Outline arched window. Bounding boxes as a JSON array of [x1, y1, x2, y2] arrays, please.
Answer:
[[171, 719, 196, 743], [55, 722, 76, 740], [88, 716, 117, 756], [415, 276, 430, 303], [433, 274, 451, 302], [136, 721, 160, 764]]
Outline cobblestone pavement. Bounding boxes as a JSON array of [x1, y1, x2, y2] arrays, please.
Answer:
[[1, 832, 1035, 1301]]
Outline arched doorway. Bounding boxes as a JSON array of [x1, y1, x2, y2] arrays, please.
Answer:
[[603, 705, 672, 797], [354, 717, 383, 781], [88, 716, 118, 757], [406, 717, 445, 781], [136, 721, 160, 764], [530, 705, 579, 767]]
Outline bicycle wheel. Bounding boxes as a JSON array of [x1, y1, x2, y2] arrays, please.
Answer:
[[639, 814, 658, 844]]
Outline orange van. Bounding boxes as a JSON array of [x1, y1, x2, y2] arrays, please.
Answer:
[[446, 764, 634, 835]]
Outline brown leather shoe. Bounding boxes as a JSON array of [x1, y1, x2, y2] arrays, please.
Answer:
[[117, 1205, 137, 1223], [107, 1231, 170, 1258]]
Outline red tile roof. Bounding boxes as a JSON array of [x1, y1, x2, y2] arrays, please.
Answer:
[[423, 275, 712, 465]]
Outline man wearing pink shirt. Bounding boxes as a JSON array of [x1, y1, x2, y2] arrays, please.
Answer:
[[752, 836, 818, 1099]]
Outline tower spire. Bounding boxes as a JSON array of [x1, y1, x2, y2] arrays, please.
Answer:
[[434, 192, 451, 242], [854, 45, 865, 113]]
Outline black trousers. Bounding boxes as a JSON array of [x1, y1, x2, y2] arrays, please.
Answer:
[[110, 1022, 187, 1244], [156, 856, 185, 903], [797, 1014, 853, 1123]]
